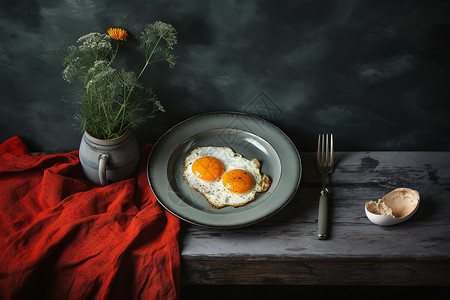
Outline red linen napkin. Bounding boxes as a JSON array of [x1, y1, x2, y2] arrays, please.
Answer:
[[0, 136, 180, 300]]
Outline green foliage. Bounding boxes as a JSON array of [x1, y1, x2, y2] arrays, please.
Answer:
[[61, 22, 176, 140], [139, 21, 177, 71]]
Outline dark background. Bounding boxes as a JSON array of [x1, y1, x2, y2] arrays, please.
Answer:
[[1, 0, 450, 153], [1, 1, 450, 298]]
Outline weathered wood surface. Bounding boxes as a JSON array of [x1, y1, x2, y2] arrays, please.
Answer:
[[180, 152, 450, 285]]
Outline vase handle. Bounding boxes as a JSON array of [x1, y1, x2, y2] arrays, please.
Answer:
[[98, 153, 109, 186]]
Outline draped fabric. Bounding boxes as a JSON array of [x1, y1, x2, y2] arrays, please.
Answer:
[[0, 137, 180, 300]]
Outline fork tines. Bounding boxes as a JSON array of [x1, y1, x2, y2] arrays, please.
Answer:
[[317, 134, 334, 167]]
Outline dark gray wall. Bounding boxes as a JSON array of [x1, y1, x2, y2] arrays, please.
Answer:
[[1, 0, 450, 152]]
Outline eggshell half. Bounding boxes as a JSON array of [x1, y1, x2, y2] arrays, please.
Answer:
[[365, 188, 420, 226]]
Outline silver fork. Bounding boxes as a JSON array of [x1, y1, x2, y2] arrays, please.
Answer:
[[317, 134, 334, 240]]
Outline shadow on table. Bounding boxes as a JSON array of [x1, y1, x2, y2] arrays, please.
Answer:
[[180, 285, 449, 300]]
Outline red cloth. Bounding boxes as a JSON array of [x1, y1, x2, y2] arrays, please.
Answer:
[[0, 137, 180, 300]]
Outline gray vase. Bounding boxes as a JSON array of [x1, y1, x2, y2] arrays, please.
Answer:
[[79, 130, 140, 185]]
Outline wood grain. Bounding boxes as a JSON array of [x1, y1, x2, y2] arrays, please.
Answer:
[[180, 152, 450, 285]]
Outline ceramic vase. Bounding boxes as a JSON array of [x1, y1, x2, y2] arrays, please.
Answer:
[[79, 130, 140, 185]]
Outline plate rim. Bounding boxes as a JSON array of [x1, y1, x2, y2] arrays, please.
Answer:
[[146, 111, 302, 228]]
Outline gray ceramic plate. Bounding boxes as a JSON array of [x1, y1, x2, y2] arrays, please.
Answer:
[[147, 112, 301, 228]]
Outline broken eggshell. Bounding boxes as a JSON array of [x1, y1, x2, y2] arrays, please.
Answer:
[[365, 188, 420, 226]]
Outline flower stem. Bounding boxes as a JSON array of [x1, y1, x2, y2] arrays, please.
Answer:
[[100, 96, 113, 139], [109, 40, 120, 66], [115, 37, 163, 134], [138, 36, 162, 79], [115, 83, 131, 135]]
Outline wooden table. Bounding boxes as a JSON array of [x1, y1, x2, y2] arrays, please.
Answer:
[[180, 152, 450, 286]]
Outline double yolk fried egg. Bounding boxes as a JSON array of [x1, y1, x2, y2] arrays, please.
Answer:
[[183, 146, 272, 208]]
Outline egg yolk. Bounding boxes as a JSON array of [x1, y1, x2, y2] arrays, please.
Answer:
[[192, 156, 225, 181], [222, 169, 254, 194]]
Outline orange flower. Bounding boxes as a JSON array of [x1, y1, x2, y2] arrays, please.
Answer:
[[107, 28, 128, 41]]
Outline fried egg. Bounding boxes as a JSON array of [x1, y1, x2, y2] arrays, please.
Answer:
[[182, 146, 271, 208]]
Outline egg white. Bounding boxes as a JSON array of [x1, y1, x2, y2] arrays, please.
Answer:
[[182, 146, 271, 208]]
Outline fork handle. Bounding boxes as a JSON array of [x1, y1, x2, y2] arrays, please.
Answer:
[[318, 192, 328, 240]]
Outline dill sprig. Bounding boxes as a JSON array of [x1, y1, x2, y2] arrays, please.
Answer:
[[60, 21, 176, 140]]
